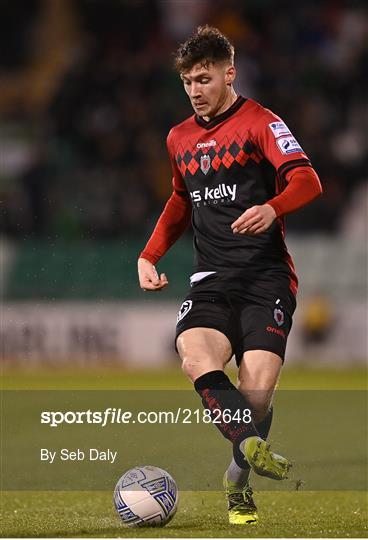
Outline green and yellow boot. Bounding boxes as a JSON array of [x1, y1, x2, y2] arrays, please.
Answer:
[[243, 436, 292, 480], [223, 473, 258, 525]]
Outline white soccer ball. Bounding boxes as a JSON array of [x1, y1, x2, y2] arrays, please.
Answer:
[[114, 465, 179, 527]]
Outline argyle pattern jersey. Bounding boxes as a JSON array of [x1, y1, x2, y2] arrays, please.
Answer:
[[176, 136, 263, 178]]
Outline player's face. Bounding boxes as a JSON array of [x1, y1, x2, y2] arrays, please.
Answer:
[[181, 62, 236, 119]]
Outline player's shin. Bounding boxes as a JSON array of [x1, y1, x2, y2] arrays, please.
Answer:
[[226, 406, 273, 486], [194, 372, 291, 480], [255, 406, 273, 440], [193, 370, 260, 464]]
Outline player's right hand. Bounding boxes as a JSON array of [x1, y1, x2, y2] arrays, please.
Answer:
[[137, 258, 169, 291]]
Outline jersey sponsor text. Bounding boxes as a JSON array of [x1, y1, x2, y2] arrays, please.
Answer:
[[190, 183, 237, 204]]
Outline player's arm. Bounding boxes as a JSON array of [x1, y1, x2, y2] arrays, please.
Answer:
[[232, 111, 322, 235], [138, 189, 191, 290], [232, 166, 322, 234], [138, 134, 192, 291]]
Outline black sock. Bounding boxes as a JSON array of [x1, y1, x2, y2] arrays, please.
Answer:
[[194, 370, 259, 466], [256, 406, 273, 440]]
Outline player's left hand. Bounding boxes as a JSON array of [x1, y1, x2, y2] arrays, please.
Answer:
[[231, 204, 276, 235]]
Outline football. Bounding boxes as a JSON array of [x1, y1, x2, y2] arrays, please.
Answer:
[[113, 465, 179, 527]]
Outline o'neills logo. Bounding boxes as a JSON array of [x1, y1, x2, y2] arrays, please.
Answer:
[[196, 139, 217, 149], [190, 183, 237, 205], [266, 326, 285, 338]]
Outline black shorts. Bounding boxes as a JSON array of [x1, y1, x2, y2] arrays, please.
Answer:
[[175, 272, 296, 365]]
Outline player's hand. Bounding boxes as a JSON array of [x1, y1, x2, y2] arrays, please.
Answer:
[[231, 204, 276, 235], [137, 258, 169, 292]]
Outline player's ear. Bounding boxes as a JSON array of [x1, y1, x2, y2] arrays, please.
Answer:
[[225, 64, 236, 86]]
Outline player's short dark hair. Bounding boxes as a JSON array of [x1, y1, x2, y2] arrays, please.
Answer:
[[174, 25, 234, 73]]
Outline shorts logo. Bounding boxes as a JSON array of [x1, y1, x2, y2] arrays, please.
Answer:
[[200, 154, 211, 175], [274, 308, 284, 326], [277, 136, 303, 155], [177, 300, 193, 323], [266, 326, 286, 338], [268, 122, 291, 138]]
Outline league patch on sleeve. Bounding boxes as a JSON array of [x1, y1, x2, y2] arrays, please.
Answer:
[[268, 122, 291, 138], [276, 136, 303, 155]]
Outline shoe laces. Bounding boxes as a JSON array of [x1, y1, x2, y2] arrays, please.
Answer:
[[243, 485, 257, 511], [227, 484, 256, 512], [227, 491, 246, 511]]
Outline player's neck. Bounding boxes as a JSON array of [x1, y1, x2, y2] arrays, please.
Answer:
[[203, 89, 238, 122]]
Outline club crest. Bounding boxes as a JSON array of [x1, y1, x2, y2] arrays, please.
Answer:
[[273, 308, 284, 327], [177, 300, 193, 323], [200, 154, 211, 175]]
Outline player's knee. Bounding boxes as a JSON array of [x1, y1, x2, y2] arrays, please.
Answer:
[[181, 354, 216, 382], [181, 358, 193, 380]]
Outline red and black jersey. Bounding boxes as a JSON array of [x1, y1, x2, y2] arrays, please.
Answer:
[[165, 96, 315, 295], [141, 96, 322, 297]]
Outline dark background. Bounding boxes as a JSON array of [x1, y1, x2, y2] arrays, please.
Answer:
[[1, 0, 366, 241]]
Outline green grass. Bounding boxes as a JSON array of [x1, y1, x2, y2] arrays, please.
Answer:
[[1, 365, 366, 537], [1, 364, 366, 390], [1, 490, 366, 537]]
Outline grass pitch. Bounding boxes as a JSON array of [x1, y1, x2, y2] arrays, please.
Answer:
[[1, 490, 366, 538], [1, 365, 367, 537], [1, 364, 366, 390]]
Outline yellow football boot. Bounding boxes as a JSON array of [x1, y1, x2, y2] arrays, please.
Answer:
[[243, 436, 292, 480], [223, 473, 258, 525]]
